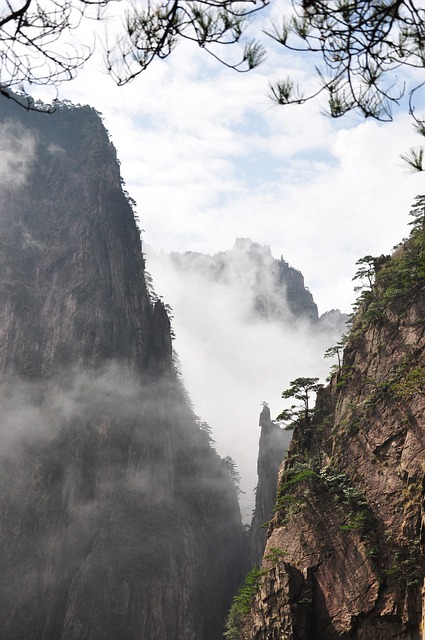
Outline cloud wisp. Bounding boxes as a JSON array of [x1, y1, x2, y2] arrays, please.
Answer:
[[147, 240, 347, 519]]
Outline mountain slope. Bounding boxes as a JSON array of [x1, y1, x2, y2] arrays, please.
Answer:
[[166, 237, 343, 326], [0, 99, 244, 640], [243, 208, 425, 638]]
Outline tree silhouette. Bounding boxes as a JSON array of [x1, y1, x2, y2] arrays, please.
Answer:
[[5, 0, 425, 127], [0, 0, 110, 109], [266, 0, 425, 122], [0, 0, 266, 109], [276, 377, 323, 430], [107, 0, 267, 86]]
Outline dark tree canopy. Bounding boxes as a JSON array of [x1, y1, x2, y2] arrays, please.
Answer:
[[277, 377, 323, 429]]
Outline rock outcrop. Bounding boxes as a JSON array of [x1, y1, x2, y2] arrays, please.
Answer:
[[249, 405, 289, 566], [0, 99, 244, 640], [167, 238, 347, 328], [244, 212, 425, 638]]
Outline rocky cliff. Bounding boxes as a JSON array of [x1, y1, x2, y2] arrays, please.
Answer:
[[0, 98, 244, 639], [167, 238, 347, 328], [249, 404, 289, 567], [242, 204, 425, 638]]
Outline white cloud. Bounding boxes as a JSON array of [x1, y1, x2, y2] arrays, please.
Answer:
[[0, 121, 36, 194], [147, 244, 346, 519], [27, 3, 425, 516]]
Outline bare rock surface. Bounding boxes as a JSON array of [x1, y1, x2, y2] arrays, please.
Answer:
[[0, 99, 244, 640], [245, 240, 425, 638]]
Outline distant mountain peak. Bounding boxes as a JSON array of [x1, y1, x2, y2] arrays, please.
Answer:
[[168, 238, 347, 329]]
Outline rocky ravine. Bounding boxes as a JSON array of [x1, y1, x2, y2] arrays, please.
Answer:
[[245, 222, 425, 638], [0, 98, 244, 640]]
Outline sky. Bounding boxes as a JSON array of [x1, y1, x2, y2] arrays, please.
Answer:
[[31, 0, 422, 313], [23, 0, 425, 516]]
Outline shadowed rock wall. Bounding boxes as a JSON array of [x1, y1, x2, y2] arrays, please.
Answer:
[[249, 405, 289, 566], [0, 99, 244, 640]]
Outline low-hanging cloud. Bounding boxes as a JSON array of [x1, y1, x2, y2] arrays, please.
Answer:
[[0, 364, 144, 457], [0, 361, 245, 636], [0, 121, 36, 196], [147, 240, 347, 520]]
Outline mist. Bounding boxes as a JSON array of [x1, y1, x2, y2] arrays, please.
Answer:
[[0, 100, 246, 640], [0, 121, 35, 195], [146, 239, 347, 520]]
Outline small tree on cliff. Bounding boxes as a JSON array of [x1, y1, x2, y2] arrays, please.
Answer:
[[324, 335, 347, 367], [276, 377, 323, 430]]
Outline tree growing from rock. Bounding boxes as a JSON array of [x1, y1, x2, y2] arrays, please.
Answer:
[[276, 376, 323, 430]]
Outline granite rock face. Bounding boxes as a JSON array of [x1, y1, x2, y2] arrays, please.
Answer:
[[0, 99, 244, 640], [168, 238, 347, 328], [249, 406, 289, 566], [245, 236, 425, 638]]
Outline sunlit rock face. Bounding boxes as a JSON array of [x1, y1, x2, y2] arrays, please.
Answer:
[[0, 98, 244, 640], [246, 243, 425, 638]]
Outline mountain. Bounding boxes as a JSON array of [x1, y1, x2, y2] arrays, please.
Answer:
[[240, 210, 425, 638], [249, 404, 288, 567], [0, 98, 244, 640], [167, 237, 347, 328], [147, 231, 348, 521]]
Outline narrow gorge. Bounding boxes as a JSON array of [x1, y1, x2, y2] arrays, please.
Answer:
[[3, 95, 423, 640]]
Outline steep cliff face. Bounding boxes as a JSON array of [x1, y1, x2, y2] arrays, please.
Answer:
[[245, 216, 425, 638], [0, 99, 243, 639], [167, 238, 346, 327], [249, 405, 289, 566]]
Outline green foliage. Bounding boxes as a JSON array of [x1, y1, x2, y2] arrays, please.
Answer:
[[349, 195, 425, 333], [264, 547, 287, 565], [324, 334, 348, 380], [387, 540, 425, 587], [319, 467, 372, 536], [324, 335, 347, 366], [358, 351, 424, 408], [389, 366, 425, 400], [224, 566, 266, 640], [274, 464, 317, 513], [353, 255, 376, 292], [339, 512, 369, 532], [336, 365, 356, 390], [281, 377, 323, 403], [408, 194, 425, 229], [275, 405, 299, 429], [277, 377, 323, 429], [326, 363, 340, 382]]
